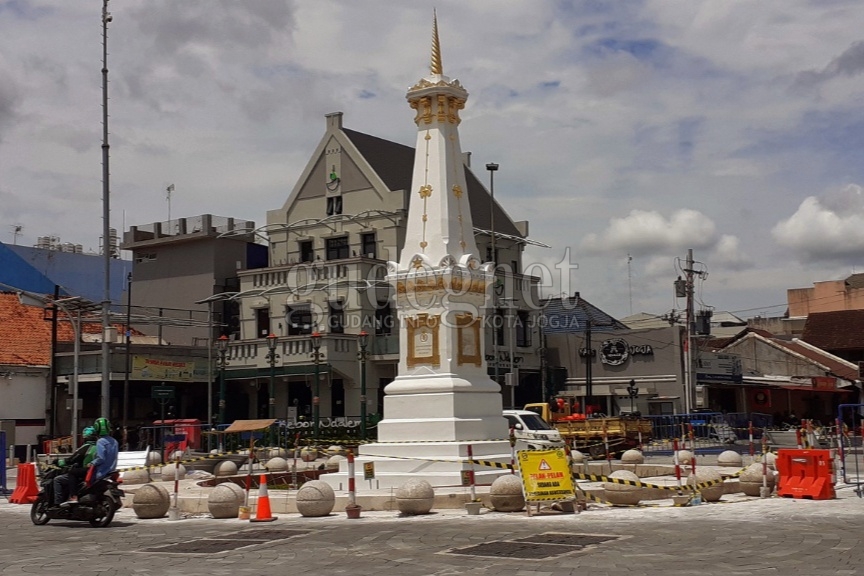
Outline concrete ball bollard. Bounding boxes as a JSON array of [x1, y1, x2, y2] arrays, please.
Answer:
[[687, 469, 724, 502], [169, 450, 186, 462], [676, 450, 694, 465], [603, 470, 643, 506], [765, 452, 777, 470], [268, 448, 288, 460], [717, 450, 743, 468], [146, 451, 162, 467], [265, 457, 288, 472], [571, 451, 585, 464], [121, 468, 151, 485], [296, 480, 336, 517], [621, 449, 645, 465], [161, 463, 186, 481], [213, 460, 238, 477], [208, 484, 243, 519], [328, 445, 348, 457], [132, 483, 171, 519], [300, 449, 319, 462], [325, 455, 346, 471], [739, 463, 776, 497], [489, 474, 525, 512], [395, 479, 435, 515]]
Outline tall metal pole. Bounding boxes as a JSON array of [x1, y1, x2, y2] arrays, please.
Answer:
[[49, 285, 59, 437], [266, 333, 279, 420], [70, 308, 81, 451], [585, 320, 593, 413], [216, 335, 228, 425], [358, 332, 369, 439], [486, 163, 499, 389], [122, 272, 132, 447], [311, 332, 322, 440], [206, 301, 213, 432], [99, 0, 113, 419]]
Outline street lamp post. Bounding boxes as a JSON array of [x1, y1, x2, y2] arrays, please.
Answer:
[[486, 162, 499, 389], [627, 379, 638, 414], [266, 333, 279, 420], [215, 335, 229, 425], [485, 163, 498, 266], [357, 331, 369, 439], [310, 331, 323, 440]]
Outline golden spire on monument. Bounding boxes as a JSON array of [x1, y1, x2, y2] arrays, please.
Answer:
[[431, 9, 443, 75]]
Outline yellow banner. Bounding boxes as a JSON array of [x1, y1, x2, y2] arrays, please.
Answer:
[[132, 355, 196, 382], [518, 448, 575, 502]]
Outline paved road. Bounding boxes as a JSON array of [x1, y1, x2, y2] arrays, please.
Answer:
[[2, 490, 864, 576]]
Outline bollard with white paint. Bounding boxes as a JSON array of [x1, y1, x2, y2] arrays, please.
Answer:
[[347, 450, 356, 508], [749, 421, 754, 458], [673, 438, 683, 493], [466, 444, 476, 502], [169, 453, 181, 520]]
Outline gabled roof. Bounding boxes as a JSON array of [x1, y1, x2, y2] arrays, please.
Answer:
[[717, 330, 858, 382], [0, 292, 62, 366], [620, 312, 670, 330], [0, 292, 139, 367], [845, 273, 864, 289], [343, 128, 523, 238], [542, 293, 626, 334], [771, 338, 858, 381], [801, 310, 864, 351], [0, 242, 60, 296]]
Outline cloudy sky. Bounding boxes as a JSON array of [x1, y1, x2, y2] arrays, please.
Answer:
[[2, 1, 864, 320]]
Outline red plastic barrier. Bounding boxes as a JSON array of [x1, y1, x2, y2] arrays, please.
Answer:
[[9, 463, 39, 504], [776, 449, 835, 500]]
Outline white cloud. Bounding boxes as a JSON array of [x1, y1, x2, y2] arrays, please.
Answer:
[[772, 184, 864, 262], [712, 234, 753, 270], [580, 209, 717, 257]]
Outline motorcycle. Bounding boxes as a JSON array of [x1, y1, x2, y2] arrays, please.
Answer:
[[30, 461, 125, 527]]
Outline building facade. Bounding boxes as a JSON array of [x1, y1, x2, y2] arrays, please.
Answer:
[[218, 111, 545, 423]]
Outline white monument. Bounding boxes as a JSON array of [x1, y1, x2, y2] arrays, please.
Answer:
[[322, 15, 511, 489]]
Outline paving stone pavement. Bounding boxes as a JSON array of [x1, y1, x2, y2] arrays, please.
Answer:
[[2, 489, 864, 576]]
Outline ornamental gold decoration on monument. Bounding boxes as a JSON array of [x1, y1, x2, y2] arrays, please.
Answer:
[[406, 313, 441, 368]]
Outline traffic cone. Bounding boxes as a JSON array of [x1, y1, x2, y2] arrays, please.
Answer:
[[250, 474, 277, 522]]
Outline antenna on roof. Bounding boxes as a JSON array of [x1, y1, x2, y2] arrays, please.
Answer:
[[10, 224, 23, 245]]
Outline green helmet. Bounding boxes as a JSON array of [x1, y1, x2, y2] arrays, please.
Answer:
[[94, 417, 112, 437], [82, 426, 96, 439]]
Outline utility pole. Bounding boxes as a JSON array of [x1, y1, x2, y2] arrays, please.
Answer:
[[683, 249, 695, 414], [584, 319, 593, 412]]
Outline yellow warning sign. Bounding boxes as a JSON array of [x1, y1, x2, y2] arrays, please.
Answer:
[[518, 449, 575, 502]]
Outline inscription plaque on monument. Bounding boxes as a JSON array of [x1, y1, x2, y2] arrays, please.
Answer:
[[406, 313, 440, 368]]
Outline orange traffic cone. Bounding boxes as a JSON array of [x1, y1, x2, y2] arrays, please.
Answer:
[[251, 474, 277, 522]]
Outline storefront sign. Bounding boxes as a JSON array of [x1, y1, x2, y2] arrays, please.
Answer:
[[132, 355, 196, 382]]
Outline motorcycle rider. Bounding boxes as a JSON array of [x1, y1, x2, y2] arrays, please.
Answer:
[[53, 426, 97, 507], [88, 417, 119, 484]]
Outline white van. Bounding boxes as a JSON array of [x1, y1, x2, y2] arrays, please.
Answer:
[[503, 409, 566, 450]]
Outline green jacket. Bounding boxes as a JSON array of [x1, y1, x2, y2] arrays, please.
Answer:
[[67, 440, 97, 468]]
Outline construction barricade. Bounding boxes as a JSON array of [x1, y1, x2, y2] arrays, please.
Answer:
[[776, 449, 835, 500], [9, 463, 39, 504]]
